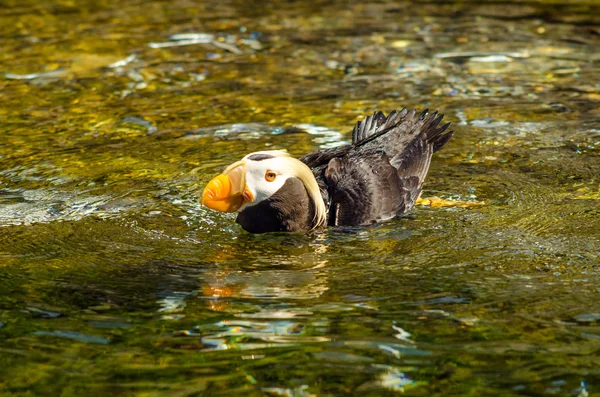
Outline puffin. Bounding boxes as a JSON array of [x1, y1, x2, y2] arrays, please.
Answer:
[[201, 108, 453, 233]]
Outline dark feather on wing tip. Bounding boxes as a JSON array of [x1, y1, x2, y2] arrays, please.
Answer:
[[429, 114, 443, 130], [419, 109, 429, 120], [433, 131, 454, 152], [425, 112, 437, 123]]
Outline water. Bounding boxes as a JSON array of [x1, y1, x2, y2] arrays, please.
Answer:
[[1, 0, 599, 395]]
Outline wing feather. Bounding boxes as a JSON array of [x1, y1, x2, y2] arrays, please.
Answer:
[[304, 108, 454, 227]]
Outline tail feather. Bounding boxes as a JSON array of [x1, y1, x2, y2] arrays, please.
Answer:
[[433, 128, 454, 152]]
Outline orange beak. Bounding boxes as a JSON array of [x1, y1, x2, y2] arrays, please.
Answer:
[[201, 162, 254, 213]]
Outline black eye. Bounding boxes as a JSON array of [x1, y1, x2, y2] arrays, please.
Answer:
[[265, 171, 277, 182]]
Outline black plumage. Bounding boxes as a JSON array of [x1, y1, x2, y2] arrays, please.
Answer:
[[299, 108, 453, 228], [234, 108, 453, 233], [236, 178, 315, 233]]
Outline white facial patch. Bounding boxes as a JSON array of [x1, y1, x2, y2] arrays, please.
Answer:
[[239, 154, 294, 210], [233, 151, 327, 228]]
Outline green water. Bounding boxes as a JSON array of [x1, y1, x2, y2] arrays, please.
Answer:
[[1, 0, 599, 395]]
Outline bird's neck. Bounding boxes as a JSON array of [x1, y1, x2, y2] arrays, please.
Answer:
[[236, 177, 316, 233]]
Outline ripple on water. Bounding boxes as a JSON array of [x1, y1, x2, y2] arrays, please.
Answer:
[[1, 0, 600, 395], [0, 188, 144, 226], [32, 330, 110, 345], [183, 122, 348, 148]]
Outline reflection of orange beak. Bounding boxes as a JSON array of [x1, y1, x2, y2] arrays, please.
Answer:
[[201, 162, 254, 213]]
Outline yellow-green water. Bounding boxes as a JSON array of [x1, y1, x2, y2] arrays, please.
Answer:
[[1, 0, 599, 396]]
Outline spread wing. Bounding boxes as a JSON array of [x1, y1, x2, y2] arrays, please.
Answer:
[[351, 108, 408, 143], [304, 109, 454, 227], [353, 108, 452, 157], [301, 108, 452, 170]]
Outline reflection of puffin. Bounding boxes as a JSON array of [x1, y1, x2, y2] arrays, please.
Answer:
[[202, 108, 453, 233]]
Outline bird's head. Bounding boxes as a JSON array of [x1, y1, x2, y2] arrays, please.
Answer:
[[201, 150, 326, 227]]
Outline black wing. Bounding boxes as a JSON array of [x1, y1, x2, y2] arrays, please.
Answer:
[[351, 108, 409, 143], [354, 108, 452, 158], [303, 109, 453, 227], [300, 108, 452, 169]]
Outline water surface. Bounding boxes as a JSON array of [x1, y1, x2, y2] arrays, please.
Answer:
[[1, 0, 599, 396]]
